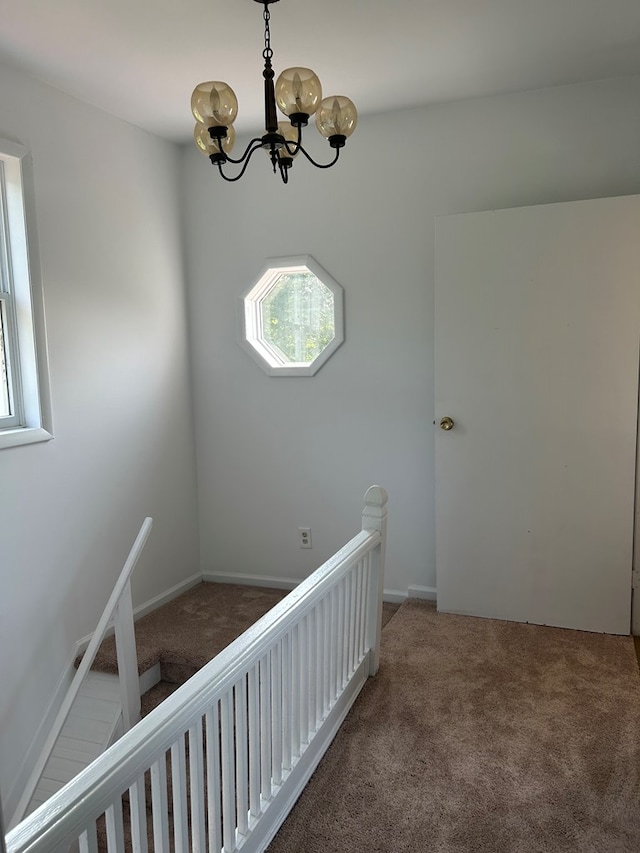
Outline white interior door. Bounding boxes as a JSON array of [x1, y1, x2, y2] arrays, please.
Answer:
[[434, 195, 640, 634]]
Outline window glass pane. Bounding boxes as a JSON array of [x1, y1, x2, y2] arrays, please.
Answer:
[[0, 304, 10, 417], [261, 272, 335, 364]]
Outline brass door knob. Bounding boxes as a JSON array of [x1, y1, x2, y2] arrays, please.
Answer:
[[439, 417, 455, 431]]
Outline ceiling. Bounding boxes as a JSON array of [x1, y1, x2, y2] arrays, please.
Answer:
[[0, 0, 639, 143]]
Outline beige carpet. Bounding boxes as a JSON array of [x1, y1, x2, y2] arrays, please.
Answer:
[[85, 581, 399, 704], [86, 582, 289, 680], [267, 600, 640, 853]]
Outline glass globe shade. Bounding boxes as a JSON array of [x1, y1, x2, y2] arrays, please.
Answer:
[[194, 122, 236, 156], [315, 96, 358, 139], [275, 68, 322, 117], [191, 82, 238, 128]]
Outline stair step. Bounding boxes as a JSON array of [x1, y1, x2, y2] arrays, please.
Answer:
[[26, 672, 122, 817]]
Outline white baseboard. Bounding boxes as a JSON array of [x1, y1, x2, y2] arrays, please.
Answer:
[[133, 573, 202, 621], [202, 571, 301, 591], [382, 589, 408, 604], [139, 663, 161, 696], [407, 585, 437, 602], [202, 572, 416, 606]]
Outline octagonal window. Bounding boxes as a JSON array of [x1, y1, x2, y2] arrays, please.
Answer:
[[241, 256, 344, 376]]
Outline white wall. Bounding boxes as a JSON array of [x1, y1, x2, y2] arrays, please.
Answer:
[[0, 63, 199, 816], [182, 76, 640, 597], [3, 67, 637, 821]]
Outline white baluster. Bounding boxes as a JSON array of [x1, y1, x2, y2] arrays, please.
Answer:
[[171, 737, 188, 853], [189, 722, 206, 852], [128, 776, 148, 853], [323, 594, 331, 713], [79, 824, 98, 853], [105, 798, 125, 852], [349, 569, 358, 676], [360, 555, 371, 660], [355, 559, 364, 663], [290, 623, 300, 761], [221, 691, 236, 852], [235, 679, 249, 836], [337, 577, 346, 693], [345, 572, 352, 679], [299, 624, 308, 746], [282, 633, 292, 772], [205, 704, 222, 853], [315, 603, 323, 725], [248, 666, 261, 819], [271, 643, 283, 787], [343, 575, 351, 687], [329, 586, 337, 706], [151, 757, 170, 853], [259, 654, 272, 801], [308, 610, 317, 735], [322, 592, 331, 717]]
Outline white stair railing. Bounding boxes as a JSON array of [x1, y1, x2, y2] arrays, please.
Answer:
[[5, 487, 387, 853], [8, 518, 153, 829], [0, 793, 7, 853]]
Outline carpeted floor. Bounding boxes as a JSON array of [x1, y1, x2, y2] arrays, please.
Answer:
[[88, 582, 290, 681], [267, 600, 640, 853], [87, 582, 400, 711], [88, 586, 640, 852]]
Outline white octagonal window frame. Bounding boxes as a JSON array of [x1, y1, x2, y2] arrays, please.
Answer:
[[240, 255, 344, 376]]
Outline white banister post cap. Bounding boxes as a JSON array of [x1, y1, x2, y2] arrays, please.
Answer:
[[364, 485, 388, 508]]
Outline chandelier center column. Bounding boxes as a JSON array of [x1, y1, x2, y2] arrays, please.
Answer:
[[262, 4, 278, 134]]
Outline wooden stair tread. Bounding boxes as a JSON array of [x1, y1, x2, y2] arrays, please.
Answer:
[[26, 673, 122, 817]]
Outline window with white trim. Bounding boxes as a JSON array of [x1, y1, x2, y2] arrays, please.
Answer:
[[0, 139, 52, 449], [241, 256, 344, 376]]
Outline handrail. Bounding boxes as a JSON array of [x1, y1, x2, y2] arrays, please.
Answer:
[[8, 518, 153, 829], [6, 487, 387, 853]]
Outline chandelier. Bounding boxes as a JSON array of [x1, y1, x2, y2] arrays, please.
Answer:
[[191, 0, 358, 183]]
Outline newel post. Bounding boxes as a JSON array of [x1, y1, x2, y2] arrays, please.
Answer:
[[114, 580, 141, 730], [362, 485, 388, 676]]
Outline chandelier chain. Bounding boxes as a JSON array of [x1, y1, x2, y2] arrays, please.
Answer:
[[263, 5, 273, 64]]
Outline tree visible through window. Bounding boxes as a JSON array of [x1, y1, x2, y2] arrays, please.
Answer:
[[261, 272, 335, 364]]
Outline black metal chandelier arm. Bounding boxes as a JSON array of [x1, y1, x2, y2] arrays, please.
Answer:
[[296, 144, 341, 169], [216, 142, 265, 182], [282, 125, 304, 157], [220, 136, 264, 165]]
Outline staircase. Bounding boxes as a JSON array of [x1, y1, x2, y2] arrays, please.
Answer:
[[26, 581, 291, 813], [27, 582, 401, 821], [6, 487, 391, 853], [27, 672, 122, 815]]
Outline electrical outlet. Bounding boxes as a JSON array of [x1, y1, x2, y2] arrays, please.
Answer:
[[298, 527, 312, 549]]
